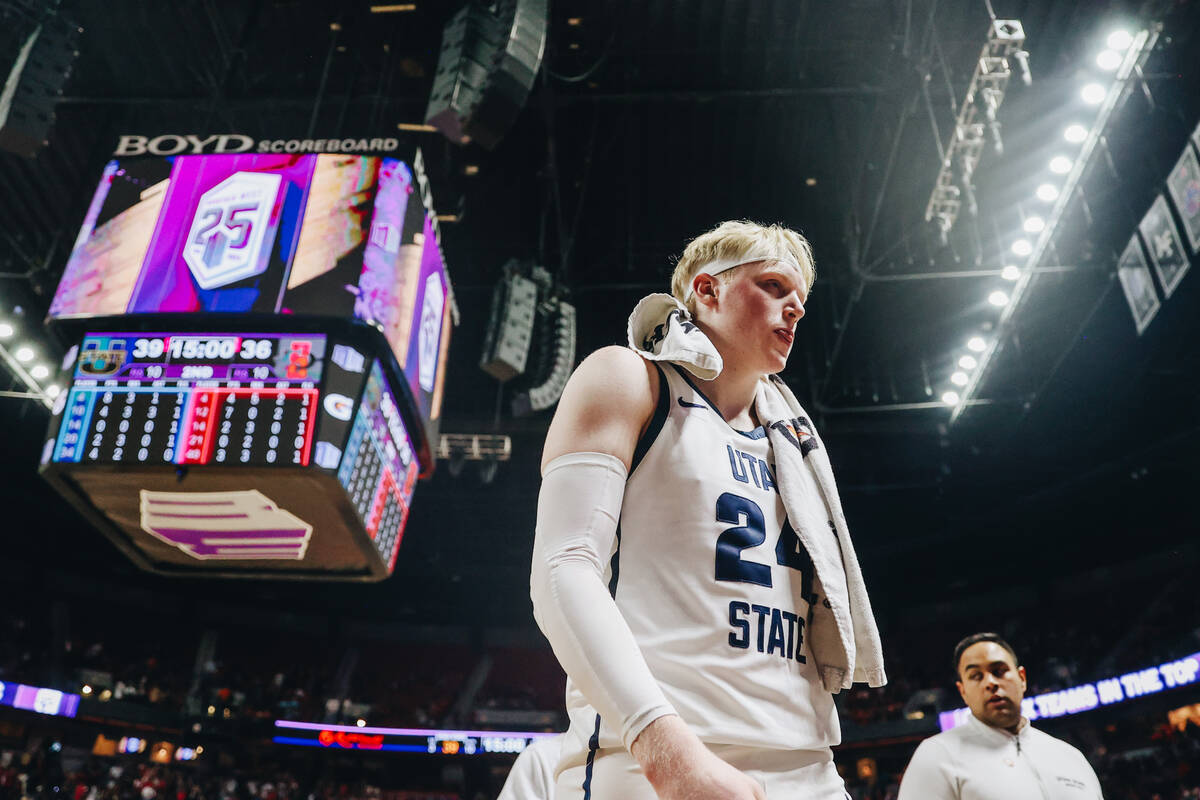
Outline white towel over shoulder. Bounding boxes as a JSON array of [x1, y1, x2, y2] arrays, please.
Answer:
[[628, 293, 887, 692]]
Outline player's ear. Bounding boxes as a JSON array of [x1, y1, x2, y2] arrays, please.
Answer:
[[1017, 665, 1027, 689], [692, 273, 719, 308], [955, 680, 967, 702]]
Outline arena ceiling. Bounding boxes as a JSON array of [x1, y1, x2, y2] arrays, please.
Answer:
[[1, 0, 1198, 625]]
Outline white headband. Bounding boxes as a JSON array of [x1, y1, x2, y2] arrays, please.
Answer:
[[684, 255, 805, 301]]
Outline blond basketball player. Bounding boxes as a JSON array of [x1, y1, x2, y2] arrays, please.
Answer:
[[531, 220, 880, 799]]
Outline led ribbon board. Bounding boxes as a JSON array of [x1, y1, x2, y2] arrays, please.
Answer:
[[273, 720, 557, 756], [938, 651, 1200, 731], [0, 681, 80, 718]]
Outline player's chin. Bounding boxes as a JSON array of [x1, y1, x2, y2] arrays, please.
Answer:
[[765, 352, 789, 374]]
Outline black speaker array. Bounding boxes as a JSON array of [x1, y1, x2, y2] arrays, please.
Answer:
[[0, 14, 81, 158], [425, 0, 548, 150]]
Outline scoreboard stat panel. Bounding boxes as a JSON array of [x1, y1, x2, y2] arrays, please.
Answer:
[[53, 333, 325, 467], [338, 360, 418, 569]]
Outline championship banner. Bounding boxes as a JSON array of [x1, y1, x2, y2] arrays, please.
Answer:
[[1137, 194, 1190, 299], [1166, 145, 1200, 253], [1116, 234, 1160, 335]]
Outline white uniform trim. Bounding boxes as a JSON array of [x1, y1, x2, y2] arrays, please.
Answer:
[[897, 713, 1104, 800]]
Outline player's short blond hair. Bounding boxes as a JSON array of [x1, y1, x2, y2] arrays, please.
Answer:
[[671, 220, 816, 314]]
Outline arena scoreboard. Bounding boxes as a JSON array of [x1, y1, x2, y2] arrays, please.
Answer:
[[54, 332, 324, 467], [38, 147, 454, 581]]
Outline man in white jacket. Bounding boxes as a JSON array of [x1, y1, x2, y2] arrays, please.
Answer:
[[897, 633, 1103, 800]]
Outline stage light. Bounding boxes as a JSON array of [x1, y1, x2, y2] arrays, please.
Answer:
[[950, 372, 969, 386], [1011, 238, 1033, 256], [1064, 124, 1088, 143], [1035, 183, 1059, 202], [15, 346, 34, 362], [46, 385, 61, 398], [959, 355, 978, 370], [1107, 30, 1133, 51], [805, 177, 818, 186], [1096, 49, 1121, 71], [1001, 265, 1021, 281], [967, 336, 987, 352], [1023, 216, 1045, 234], [0, 322, 12, 338], [356, 719, 366, 727], [1049, 155, 1072, 174], [942, 391, 961, 406], [988, 290, 1010, 307], [31, 364, 49, 379], [1081, 83, 1107, 104]]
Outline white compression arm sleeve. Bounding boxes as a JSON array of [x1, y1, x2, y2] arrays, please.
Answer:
[[530, 451, 676, 751]]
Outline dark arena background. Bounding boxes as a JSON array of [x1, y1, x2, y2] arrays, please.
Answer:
[[1, 0, 1199, 798]]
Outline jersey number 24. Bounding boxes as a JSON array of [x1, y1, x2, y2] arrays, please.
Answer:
[[714, 492, 816, 601]]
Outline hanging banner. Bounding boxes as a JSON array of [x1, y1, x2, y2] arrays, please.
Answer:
[[1116, 235, 1159, 335], [1138, 194, 1190, 298], [1166, 145, 1200, 253]]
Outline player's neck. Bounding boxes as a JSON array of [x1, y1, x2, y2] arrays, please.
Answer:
[[700, 364, 761, 428]]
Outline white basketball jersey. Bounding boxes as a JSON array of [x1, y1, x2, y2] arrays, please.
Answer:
[[563, 361, 841, 756]]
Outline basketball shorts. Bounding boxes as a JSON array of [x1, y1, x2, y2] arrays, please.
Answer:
[[555, 743, 849, 799]]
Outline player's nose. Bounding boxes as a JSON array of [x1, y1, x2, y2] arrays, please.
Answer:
[[783, 293, 804, 323]]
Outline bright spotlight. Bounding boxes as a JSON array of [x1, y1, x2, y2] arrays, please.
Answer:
[[1049, 156, 1073, 174], [1106, 30, 1133, 51], [1023, 216, 1046, 234], [46, 385, 61, 398], [950, 371, 969, 386], [1064, 124, 1088, 143], [1081, 83, 1107, 105], [941, 390, 961, 406], [356, 719, 366, 728], [988, 290, 1010, 307], [1011, 238, 1033, 256], [0, 322, 12, 338], [1035, 183, 1059, 202], [1096, 49, 1121, 71], [959, 355, 978, 370], [967, 336, 987, 352], [1001, 265, 1021, 281], [15, 346, 34, 362], [31, 364, 49, 379]]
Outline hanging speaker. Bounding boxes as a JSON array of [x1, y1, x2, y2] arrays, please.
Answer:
[[425, 0, 548, 150], [0, 15, 81, 158], [511, 298, 576, 416]]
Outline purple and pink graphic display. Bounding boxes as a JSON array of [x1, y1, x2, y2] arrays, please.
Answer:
[[401, 215, 449, 433], [0, 681, 80, 718], [49, 153, 450, 443], [338, 360, 418, 570]]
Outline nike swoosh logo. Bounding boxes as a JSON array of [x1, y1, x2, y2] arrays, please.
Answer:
[[677, 397, 707, 409]]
